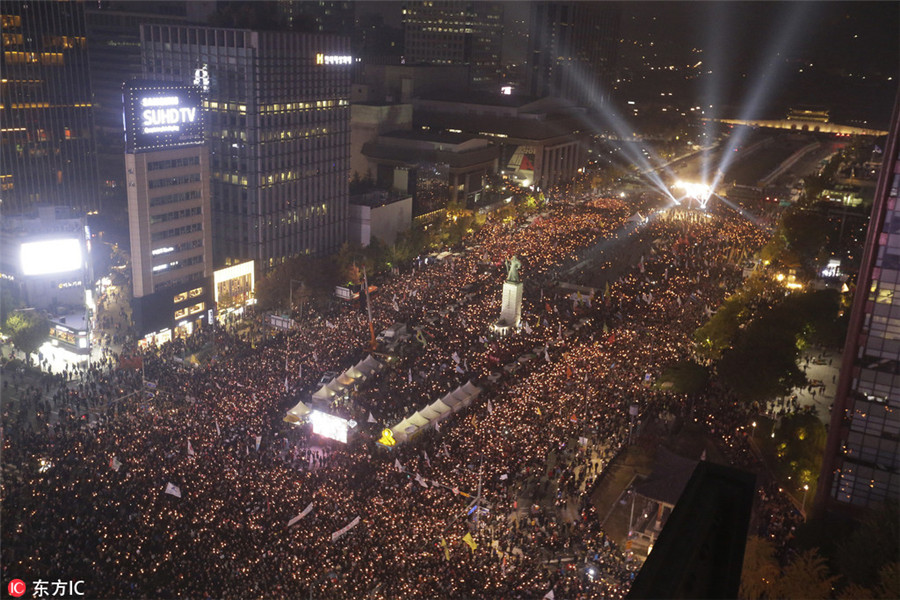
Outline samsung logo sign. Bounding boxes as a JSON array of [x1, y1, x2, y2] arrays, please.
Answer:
[[316, 53, 352, 65], [140, 97, 198, 133], [125, 83, 204, 152]]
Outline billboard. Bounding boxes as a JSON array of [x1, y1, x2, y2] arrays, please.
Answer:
[[20, 239, 82, 276], [124, 81, 204, 152]]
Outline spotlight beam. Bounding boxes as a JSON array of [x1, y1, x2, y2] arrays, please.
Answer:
[[707, 3, 817, 192]]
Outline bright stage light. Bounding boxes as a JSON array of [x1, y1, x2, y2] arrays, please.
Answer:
[[309, 410, 349, 443], [674, 180, 711, 200]]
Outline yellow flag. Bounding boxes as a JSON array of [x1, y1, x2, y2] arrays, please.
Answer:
[[441, 537, 450, 561], [462, 532, 477, 551], [536, 406, 542, 416]]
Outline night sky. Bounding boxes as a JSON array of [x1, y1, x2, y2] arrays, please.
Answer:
[[357, 1, 898, 127]]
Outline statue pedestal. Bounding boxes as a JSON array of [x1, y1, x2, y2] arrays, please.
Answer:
[[492, 280, 522, 336]]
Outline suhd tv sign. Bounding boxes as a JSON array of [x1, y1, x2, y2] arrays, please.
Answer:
[[124, 82, 204, 152], [140, 96, 198, 133]]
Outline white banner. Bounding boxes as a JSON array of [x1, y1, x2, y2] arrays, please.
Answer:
[[331, 516, 360, 542], [288, 502, 314, 527]]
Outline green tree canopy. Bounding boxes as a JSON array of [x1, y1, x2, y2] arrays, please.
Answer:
[[254, 255, 339, 312], [835, 501, 899, 590], [659, 360, 709, 394], [4, 310, 49, 357]]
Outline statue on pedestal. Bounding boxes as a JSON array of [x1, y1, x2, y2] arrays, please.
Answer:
[[505, 256, 522, 284]]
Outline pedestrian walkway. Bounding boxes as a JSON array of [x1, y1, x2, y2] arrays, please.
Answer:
[[769, 346, 841, 425]]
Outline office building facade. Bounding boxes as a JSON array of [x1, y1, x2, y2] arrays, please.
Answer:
[[124, 81, 213, 342], [139, 25, 351, 273], [1, 1, 99, 213], [817, 97, 900, 514], [402, 1, 503, 91], [526, 2, 619, 107], [84, 2, 200, 213]]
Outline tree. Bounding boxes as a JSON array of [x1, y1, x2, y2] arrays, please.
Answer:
[[0, 280, 21, 324], [740, 536, 780, 600], [254, 255, 340, 312], [772, 412, 827, 487], [781, 209, 829, 271], [835, 501, 899, 590], [772, 548, 840, 600], [837, 562, 900, 600], [4, 311, 49, 359], [659, 360, 709, 394]]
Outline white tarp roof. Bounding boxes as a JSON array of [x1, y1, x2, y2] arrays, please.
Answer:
[[430, 400, 453, 415], [312, 385, 335, 401], [386, 381, 481, 443], [409, 413, 430, 428], [354, 354, 382, 378], [286, 400, 312, 422], [419, 405, 445, 421], [288, 356, 386, 423]]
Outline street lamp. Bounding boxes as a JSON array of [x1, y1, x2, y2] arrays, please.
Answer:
[[802, 484, 809, 513]]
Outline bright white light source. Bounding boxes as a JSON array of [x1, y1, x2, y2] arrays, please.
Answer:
[[20, 239, 82, 276], [674, 180, 712, 207], [309, 410, 349, 443]]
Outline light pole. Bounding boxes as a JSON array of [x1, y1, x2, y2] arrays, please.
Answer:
[[288, 279, 305, 322], [802, 484, 809, 513], [286, 279, 303, 387]]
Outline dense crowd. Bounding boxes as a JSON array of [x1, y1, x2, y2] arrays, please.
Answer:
[[2, 197, 800, 599]]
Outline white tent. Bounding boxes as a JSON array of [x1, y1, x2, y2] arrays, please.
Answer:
[[285, 400, 312, 423], [386, 381, 482, 444], [354, 355, 383, 379], [287, 356, 384, 423], [311, 385, 335, 402]]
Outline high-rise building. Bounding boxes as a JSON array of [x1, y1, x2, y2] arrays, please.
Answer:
[[526, 2, 620, 107], [139, 24, 351, 273], [402, 1, 503, 91], [84, 2, 203, 216], [816, 95, 900, 515], [279, 1, 354, 35], [123, 81, 214, 342], [1, 1, 99, 213]]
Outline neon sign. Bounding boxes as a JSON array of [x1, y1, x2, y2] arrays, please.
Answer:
[[316, 53, 352, 65], [141, 96, 198, 133]]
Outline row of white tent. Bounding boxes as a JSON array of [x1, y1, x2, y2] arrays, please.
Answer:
[[286, 354, 383, 423], [388, 380, 481, 444]]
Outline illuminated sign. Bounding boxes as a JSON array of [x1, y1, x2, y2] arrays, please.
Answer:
[[124, 82, 204, 152], [214, 260, 255, 306], [140, 96, 198, 133], [193, 64, 209, 92], [21, 239, 82, 276], [316, 53, 352, 65], [309, 410, 350, 443]]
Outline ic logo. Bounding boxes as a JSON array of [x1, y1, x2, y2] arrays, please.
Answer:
[[8, 579, 26, 597]]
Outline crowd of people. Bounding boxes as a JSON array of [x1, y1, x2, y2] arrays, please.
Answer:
[[2, 194, 804, 599]]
